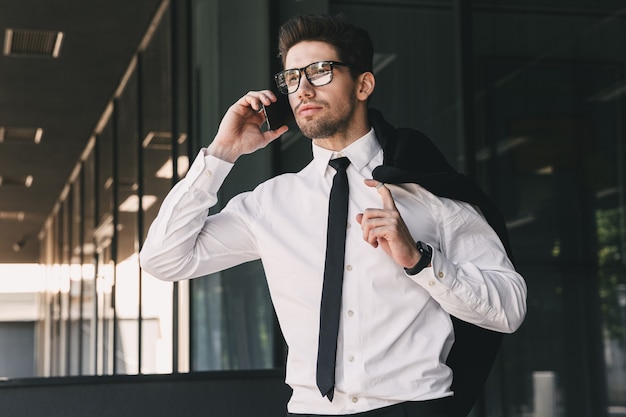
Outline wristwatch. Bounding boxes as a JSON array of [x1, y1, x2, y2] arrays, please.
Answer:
[[404, 241, 432, 276]]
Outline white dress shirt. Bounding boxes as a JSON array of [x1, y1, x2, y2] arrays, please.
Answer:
[[140, 129, 527, 415]]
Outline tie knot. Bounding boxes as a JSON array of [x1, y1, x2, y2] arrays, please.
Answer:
[[329, 157, 350, 172]]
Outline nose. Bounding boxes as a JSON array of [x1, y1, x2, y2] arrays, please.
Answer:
[[297, 74, 315, 99]]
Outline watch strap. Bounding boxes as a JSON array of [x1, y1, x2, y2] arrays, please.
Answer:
[[404, 241, 432, 276]]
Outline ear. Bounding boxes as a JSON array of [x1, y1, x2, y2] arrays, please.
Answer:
[[356, 72, 376, 101]]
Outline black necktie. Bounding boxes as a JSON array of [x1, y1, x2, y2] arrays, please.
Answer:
[[316, 157, 351, 401]]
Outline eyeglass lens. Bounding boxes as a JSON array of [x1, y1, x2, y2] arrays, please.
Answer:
[[277, 61, 335, 94]]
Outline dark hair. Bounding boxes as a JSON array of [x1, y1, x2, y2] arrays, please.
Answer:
[[277, 14, 374, 77]]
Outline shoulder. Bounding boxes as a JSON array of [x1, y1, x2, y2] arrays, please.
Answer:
[[401, 184, 480, 222], [251, 159, 316, 196], [368, 109, 455, 175], [390, 128, 455, 174]]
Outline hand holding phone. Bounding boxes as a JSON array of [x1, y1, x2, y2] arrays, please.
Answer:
[[261, 92, 294, 131]]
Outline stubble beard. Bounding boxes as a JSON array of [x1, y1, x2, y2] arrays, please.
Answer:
[[297, 95, 357, 140]]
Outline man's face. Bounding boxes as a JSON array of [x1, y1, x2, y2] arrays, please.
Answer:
[[284, 41, 358, 140]]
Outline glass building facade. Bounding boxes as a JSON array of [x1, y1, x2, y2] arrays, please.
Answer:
[[35, 1, 626, 416]]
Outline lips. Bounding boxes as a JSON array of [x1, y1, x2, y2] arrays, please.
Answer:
[[296, 102, 324, 117]]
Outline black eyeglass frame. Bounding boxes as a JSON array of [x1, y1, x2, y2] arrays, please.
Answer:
[[274, 61, 361, 95]]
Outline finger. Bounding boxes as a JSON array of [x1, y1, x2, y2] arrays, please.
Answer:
[[357, 211, 374, 245], [365, 228, 380, 247], [256, 89, 277, 102], [239, 90, 277, 112], [360, 222, 378, 248], [358, 212, 391, 247], [267, 120, 291, 133], [363, 179, 397, 211], [263, 125, 289, 141]]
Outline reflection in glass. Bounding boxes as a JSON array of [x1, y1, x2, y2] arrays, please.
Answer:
[[477, 40, 624, 417], [82, 150, 96, 375]]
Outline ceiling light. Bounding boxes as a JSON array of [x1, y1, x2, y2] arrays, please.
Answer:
[[373, 53, 397, 73], [119, 195, 158, 212], [596, 187, 620, 199], [588, 82, 626, 102], [34, 128, 43, 143], [506, 215, 536, 230], [3, 28, 64, 58], [0, 126, 43, 144], [0, 211, 25, 221], [476, 136, 529, 161], [0, 174, 35, 187], [143, 132, 187, 150], [536, 166, 553, 175], [155, 156, 190, 179], [12, 237, 28, 252]]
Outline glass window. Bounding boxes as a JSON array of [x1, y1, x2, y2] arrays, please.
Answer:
[[50, 214, 62, 376], [115, 68, 141, 375], [473, 4, 626, 415], [82, 150, 97, 375], [69, 178, 82, 376], [189, 0, 276, 371], [332, 2, 462, 165], [25, 4, 626, 415], [140, 8, 175, 374], [34, 0, 189, 379], [60, 197, 71, 376], [95, 118, 115, 375]]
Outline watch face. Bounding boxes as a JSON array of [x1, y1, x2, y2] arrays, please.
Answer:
[[417, 241, 432, 258]]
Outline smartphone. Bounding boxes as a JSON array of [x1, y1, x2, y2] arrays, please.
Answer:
[[262, 92, 294, 131]]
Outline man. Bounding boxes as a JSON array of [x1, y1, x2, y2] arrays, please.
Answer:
[[140, 14, 527, 417]]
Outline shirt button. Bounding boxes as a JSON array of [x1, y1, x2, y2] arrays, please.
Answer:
[[347, 222, 351, 228], [346, 265, 353, 271], [347, 310, 354, 317], [205, 170, 213, 177], [428, 281, 436, 286], [348, 356, 355, 362], [438, 271, 444, 279], [351, 397, 358, 403]]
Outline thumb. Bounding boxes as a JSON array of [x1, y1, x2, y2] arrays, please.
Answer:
[[263, 125, 289, 144]]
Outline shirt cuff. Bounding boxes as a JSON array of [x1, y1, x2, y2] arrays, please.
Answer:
[[185, 148, 234, 194], [406, 249, 457, 296]]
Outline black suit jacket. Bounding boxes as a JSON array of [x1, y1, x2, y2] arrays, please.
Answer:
[[368, 109, 511, 417]]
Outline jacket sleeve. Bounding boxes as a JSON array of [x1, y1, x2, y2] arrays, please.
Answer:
[[407, 196, 527, 333]]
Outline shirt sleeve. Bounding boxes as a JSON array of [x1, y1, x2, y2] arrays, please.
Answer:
[[407, 197, 527, 333], [139, 149, 260, 281]]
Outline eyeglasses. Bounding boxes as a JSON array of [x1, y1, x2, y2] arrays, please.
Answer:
[[274, 61, 357, 95]]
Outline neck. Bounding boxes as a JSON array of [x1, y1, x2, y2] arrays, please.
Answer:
[[312, 127, 370, 152], [311, 109, 370, 152]]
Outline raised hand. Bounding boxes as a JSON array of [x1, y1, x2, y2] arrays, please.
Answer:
[[208, 90, 290, 163], [356, 179, 422, 269]]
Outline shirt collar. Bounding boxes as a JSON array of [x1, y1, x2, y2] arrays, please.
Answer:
[[312, 128, 380, 176]]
